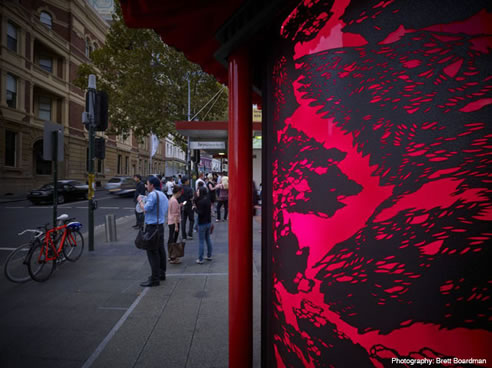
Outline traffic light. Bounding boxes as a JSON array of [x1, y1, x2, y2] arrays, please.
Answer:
[[192, 149, 200, 163], [85, 90, 108, 131], [94, 91, 108, 131], [95, 137, 105, 159]]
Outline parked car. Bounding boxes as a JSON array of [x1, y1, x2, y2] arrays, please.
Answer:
[[104, 176, 132, 193], [27, 180, 88, 205]]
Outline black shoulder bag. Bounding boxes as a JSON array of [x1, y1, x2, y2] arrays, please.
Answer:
[[135, 191, 160, 250]]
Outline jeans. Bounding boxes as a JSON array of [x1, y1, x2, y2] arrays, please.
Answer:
[[144, 224, 166, 282], [216, 200, 228, 220], [182, 206, 194, 238], [198, 223, 213, 261]]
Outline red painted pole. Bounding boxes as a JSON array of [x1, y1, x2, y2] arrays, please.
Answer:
[[228, 48, 253, 368]]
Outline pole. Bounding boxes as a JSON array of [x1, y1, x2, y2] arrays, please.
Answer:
[[52, 130, 58, 228], [228, 48, 252, 368], [87, 75, 96, 251], [187, 77, 191, 181]]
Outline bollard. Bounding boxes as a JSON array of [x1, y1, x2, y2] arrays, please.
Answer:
[[104, 214, 117, 242]]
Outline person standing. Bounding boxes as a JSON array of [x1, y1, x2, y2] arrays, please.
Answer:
[[167, 185, 182, 264], [166, 177, 175, 199], [206, 173, 216, 210], [133, 174, 146, 229], [195, 187, 213, 264], [215, 175, 228, 222], [137, 176, 168, 287], [179, 176, 194, 240], [195, 172, 206, 191]]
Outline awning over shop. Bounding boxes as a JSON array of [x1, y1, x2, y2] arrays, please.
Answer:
[[175, 121, 262, 139]]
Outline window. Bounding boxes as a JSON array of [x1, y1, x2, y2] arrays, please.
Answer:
[[39, 56, 53, 72], [40, 11, 52, 28], [38, 96, 52, 120], [7, 22, 18, 52], [5, 131, 17, 167], [33, 140, 52, 175], [117, 154, 122, 174], [85, 38, 92, 58], [125, 157, 129, 175], [6, 74, 17, 109]]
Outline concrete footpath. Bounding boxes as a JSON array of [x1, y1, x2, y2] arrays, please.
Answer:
[[0, 213, 262, 368]]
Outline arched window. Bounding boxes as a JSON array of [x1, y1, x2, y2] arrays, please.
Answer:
[[33, 140, 52, 175], [40, 11, 52, 29]]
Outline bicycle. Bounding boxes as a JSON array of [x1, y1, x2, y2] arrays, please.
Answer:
[[26, 220, 84, 282], [4, 228, 45, 283], [3, 214, 76, 283]]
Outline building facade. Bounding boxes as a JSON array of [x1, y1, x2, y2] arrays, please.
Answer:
[[0, 0, 109, 195], [0, 0, 184, 195]]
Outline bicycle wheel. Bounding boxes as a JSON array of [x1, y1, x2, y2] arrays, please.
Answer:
[[27, 241, 56, 282], [4, 241, 33, 283], [63, 230, 84, 261]]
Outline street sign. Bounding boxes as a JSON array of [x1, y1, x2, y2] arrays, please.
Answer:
[[190, 141, 226, 150], [43, 121, 64, 161]]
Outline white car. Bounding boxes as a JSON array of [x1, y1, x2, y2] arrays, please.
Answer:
[[104, 176, 132, 193]]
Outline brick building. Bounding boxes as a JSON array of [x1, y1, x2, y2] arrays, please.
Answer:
[[0, 0, 182, 196]]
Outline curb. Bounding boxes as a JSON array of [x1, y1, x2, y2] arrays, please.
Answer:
[[0, 198, 27, 204]]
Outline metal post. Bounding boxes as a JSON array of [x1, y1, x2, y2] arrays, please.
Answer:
[[187, 77, 191, 181], [87, 75, 96, 251], [105, 214, 117, 242], [52, 130, 58, 228], [228, 48, 252, 368]]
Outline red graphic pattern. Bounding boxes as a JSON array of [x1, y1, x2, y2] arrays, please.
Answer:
[[270, 0, 492, 367]]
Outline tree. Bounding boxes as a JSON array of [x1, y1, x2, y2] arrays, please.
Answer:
[[74, 2, 228, 141]]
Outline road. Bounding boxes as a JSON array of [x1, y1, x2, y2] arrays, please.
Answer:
[[0, 191, 136, 261]]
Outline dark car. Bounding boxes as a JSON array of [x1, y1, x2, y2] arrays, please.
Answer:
[[27, 180, 88, 205]]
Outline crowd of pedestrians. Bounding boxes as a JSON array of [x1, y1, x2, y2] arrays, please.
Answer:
[[132, 171, 237, 287]]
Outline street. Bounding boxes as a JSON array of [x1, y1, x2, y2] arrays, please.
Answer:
[[0, 191, 135, 261]]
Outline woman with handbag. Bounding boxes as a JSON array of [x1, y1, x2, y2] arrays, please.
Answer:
[[195, 187, 213, 264], [137, 176, 169, 287], [167, 185, 182, 264]]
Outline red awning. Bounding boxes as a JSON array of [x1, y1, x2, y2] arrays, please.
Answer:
[[120, 0, 245, 86]]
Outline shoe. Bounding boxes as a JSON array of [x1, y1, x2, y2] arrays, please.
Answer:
[[160, 274, 166, 280], [170, 259, 181, 264], [196, 259, 204, 264], [188, 235, 193, 240], [140, 280, 160, 287], [215, 219, 220, 222], [205, 256, 212, 261]]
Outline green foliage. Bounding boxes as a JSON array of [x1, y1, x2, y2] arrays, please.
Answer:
[[74, 2, 228, 140]]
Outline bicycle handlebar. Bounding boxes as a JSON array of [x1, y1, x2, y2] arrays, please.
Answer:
[[18, 229, 44, 237]]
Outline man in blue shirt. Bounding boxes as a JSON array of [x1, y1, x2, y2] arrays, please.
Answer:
[[137, 176, 169, 287]]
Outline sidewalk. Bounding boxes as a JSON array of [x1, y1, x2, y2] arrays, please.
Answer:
[[0, 193, 27, 204], [0, 214, 262, 368]]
